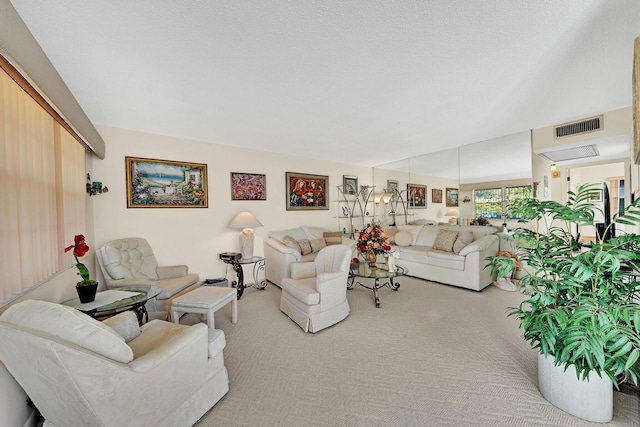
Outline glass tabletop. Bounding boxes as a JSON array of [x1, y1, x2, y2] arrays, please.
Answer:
[[238, 256, 265, 264], [350, 264, 407, 279], [63, 285, 161, 313]]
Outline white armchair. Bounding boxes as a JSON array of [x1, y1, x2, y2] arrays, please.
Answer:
[[0, 300, 228, 427], [97, 237, 199, 313], [280, 245, 352, 333]]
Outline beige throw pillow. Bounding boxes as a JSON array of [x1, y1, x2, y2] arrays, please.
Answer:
[[394, 230, 413, 247], [323, 231, 342, 246], [282, 235, 302, 254], [432, 230, 459, 252], [298, 239, 312, 255], [310, 238, 327, 252], [453, 230, 475, 254]]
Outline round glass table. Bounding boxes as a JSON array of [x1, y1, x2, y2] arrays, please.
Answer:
[[63, 285, 161, 325], [348, 264, 407, 308]]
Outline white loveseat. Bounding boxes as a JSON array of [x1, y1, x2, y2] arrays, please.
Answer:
[[264, 226, 356, 287], [387, 224, 499, 291]]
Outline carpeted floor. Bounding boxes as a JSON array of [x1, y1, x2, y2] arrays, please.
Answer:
[[190, 277, 640, 426]]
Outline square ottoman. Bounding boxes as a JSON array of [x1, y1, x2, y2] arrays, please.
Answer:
[[171, 286, 237, 328]]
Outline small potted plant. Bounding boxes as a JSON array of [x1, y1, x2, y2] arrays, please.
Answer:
[[64, 234, 98, 303], [486, 183, 640, 422]]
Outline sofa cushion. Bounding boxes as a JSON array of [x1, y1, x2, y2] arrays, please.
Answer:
[[269, 227, 307, 242], [414, 226, 443, 246], [382, 226, 399, 244], [323, 231, 342, 246], [428, 250, 465, 271], [302, 226, 328, 241], [310, 238, 327, 252], [394, 230, 413, 247], [397, 225, 424, 245], [1, 300, 133, 363], [282, 235, 302, 254], [432, 230, 459, 252], [298, 239, 312, 255], [397, 246, 430, 263], [453, 230, 475, 254], [280, 277, 321, 305]]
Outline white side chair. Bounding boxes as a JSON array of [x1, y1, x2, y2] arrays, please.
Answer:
[[0, 299, 228, 426], [280, 244, 351, 333], [97, 237, 199, 314]]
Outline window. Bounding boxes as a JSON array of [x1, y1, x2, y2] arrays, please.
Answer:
[[474, 185, 532, 220], [0, 67, 87, 301]]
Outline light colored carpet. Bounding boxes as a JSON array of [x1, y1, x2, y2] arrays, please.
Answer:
[[189, 277, 640, 426]]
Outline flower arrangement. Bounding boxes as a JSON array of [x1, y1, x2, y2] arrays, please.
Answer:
[[357, 222, 391, 256], [470, 216, 490, 226], [64, 234, 97, 287]]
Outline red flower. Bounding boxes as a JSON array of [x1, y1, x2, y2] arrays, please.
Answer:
[[64, 235, 92, 283]]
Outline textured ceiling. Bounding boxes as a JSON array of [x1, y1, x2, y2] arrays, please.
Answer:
[[8, 0, 640, 167]]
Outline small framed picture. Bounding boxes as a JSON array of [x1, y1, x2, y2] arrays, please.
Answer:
[[432, 188, 443, 204], [589, 189, 603, 202], [230, 172, 266, 200], [446, 187, 459, 207], [407, 184, 427, 208], [343, 175, 358, 195], [387, 180, 399, 193]]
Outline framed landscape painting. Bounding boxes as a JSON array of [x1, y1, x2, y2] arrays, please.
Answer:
[[286, 172, 329, 210], [432, 188, 443, 204], [231, 172, 266, 200], [126, 157, 208, 208], [446, 187, 459, 207], [407, 183, 427, 208]]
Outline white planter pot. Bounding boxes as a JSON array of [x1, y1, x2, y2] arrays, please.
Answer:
[[538, 353, 613, 422]]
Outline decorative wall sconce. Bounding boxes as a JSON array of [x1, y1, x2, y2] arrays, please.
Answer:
[[86, 173, 108, 196], [462, 196, 471, 203]]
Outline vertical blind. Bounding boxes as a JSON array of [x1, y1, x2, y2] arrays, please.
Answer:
[[0, 68, 87, 301]]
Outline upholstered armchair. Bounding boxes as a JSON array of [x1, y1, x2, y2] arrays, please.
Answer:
[[97, 237, 199, 313], [0, 300, 228, 427], [280, 244, 352, 333]]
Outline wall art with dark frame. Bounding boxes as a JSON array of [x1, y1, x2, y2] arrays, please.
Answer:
[[432, 188, 443, 204], [342, 175, 358, 195], [446, 187, 459, 207], [407, 183, 427, 208], [286, 172, 329, 210], [230, 172, 266, 200], [126, 156, 208, 208]]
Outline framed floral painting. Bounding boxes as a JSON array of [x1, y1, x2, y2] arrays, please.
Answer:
[[231, 172, 266, 200], [286, 172, 329, 210], [407, 184, 427, 208], [126, 157, 208, 208]]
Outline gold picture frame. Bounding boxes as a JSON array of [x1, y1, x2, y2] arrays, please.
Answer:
[[286, 172, 329, 210]]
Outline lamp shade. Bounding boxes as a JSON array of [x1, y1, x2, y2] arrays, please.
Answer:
[[228, 211, 263, 229], [445, 208, 459, 217]]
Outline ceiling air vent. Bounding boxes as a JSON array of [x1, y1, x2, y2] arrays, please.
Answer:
[[554, 116, 603, 138], [538, 144, 600, 162]]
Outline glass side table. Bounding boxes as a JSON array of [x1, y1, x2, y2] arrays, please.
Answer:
[[219, 254, 267, 299], [63, 285, 161, 325]]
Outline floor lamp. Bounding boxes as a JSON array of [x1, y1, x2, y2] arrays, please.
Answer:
[[228, 211, 263, 259]]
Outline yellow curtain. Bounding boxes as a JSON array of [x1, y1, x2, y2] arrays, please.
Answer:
[[0, 69, 86, 300]]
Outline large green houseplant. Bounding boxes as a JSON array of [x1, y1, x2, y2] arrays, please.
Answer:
[[487, 183, 640, 390]]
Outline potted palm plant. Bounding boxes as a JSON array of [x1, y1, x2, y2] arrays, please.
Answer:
[[486, 183, 640, 422], [64, 234, 99, 303]]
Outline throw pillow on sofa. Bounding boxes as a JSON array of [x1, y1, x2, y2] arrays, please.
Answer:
[[432, 230, 459, 252], [310, 238, 327, 252], [282, 235, 302, 254], [453, 230, 475, 254], [298, 239, 313, 255], [323, 231, 342, 246], [394, 230, 413, 247]]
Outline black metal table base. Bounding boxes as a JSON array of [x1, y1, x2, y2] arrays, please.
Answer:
[[228, 258, 267, 299], [348, 275, 400, 308]]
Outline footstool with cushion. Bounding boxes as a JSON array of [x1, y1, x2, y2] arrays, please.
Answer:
[[171, 286, 238, 328]]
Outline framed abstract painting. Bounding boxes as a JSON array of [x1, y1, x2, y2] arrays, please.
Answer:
[[286, 172, 329, 210], [231, 172, 266, 200]]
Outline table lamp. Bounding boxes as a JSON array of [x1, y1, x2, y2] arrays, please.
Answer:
[[228, 211, 263, 259], [445, 208, 459, 225]]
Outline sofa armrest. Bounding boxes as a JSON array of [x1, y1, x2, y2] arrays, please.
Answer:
[[458, 235, 499, 256], [290, 262, 316, 279], [157, 265, 189, 279], [264, 237, 301, 257], [102, 311, 140, 342]]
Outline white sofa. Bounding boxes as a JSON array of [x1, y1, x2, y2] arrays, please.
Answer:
[[387, 224, 499, 291], [264, 226, 356, 287], [0, 300, 228, 427]]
